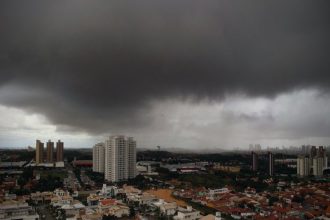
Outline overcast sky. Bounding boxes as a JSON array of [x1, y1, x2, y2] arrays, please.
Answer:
[[0, 1, 330, 149]]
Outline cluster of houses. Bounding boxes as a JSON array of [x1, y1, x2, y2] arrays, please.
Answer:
[[0, 184, 216, 220], [88, 184, 206, 220], [173, 182, 330, 219], [2, 178, 330, 220]]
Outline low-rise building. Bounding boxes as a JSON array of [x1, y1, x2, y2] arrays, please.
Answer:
[[51, 189, 73, 207], [0, 200, 39, 220], [173, 206, 200, 220], [60, 202, 86, 217], [87, 194, 101, 206], [160, 202, 177, 216], [100, 184, 118, 198], [98, 199, 129, 218]]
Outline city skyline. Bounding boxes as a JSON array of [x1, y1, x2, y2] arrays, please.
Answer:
[[0, 1, 330, 149]]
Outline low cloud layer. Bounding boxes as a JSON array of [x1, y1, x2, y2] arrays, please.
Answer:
[[0, 1, 330, 148]]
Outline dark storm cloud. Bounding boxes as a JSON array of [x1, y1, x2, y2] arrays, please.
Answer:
[[0, 0, 330, 133]]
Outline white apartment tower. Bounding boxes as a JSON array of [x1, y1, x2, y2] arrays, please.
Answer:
[[93, 143, 105, 173], [105, 135, 137, 182]]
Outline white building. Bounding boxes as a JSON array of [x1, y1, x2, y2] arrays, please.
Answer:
[[93, 143, 105, 173], [159, 202, 177, 216], [104, 136, 137, 182], [173, 206, 200, 220], [100, 184, 118, 198]]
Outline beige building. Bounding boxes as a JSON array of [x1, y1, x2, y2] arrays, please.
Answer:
[[104, 136, 137, 182], [93, 143, 105, 173], [46, 140, 54, 163], [56, 140, 64, 162], [36, 140, 44, 164], [297, 155, 310, 177], [127, 137, 137, 179], [0, 200, 40, 220]]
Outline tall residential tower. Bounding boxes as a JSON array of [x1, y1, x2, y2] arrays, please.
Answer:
[[252, 151, 258, 172], [46, 140, 54, 163], [104, 135, 137, 182], [56, 140, 64, 162], [93, 143, 105, 173], [268, 152, 274, 176], [35, 140, 44, 164]]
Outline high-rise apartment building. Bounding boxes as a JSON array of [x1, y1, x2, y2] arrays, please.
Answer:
[[93, 143, 105, 173], [301, 145, 310, 155], [56, 140, 64, 162], [46, 140, 54, 163], [268, 152, 274, 176], [104, 135, 137, 182], [310, 146, 317, 158], [127, 137, 137, 179], [297, 155, 310, 177], [35, 140, 44, 164], [297, 146, 328, 177], [252, 151, 258, 172]]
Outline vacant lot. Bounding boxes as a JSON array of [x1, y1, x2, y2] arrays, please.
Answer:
[[146, 189, 187, 207]]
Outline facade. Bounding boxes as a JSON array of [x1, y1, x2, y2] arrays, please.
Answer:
[[35, 140, 44, 164], [104, 136, 137, 182], [56, 140, 64, 162], [252, 151, 258, 172], [93, 143, 105, 173], [46, 140, 54, 163], [268, 152, 274, 176], [297, 146, 328, 177]]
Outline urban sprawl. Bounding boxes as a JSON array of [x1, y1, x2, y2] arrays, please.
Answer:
[[0, 137, 330, 220]]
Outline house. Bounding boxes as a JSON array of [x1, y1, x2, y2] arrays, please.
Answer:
[[87, 194, 101, 206], [173, 206, 200, 220], [160, 202, 177, 216], [60, 202, 86, 217], [100, 184, 118, 198], [102, 205, 130, 218], [98, 199, 130, 218]]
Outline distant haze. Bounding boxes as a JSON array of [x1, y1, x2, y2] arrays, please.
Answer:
[[0, 1, 330, 149]]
